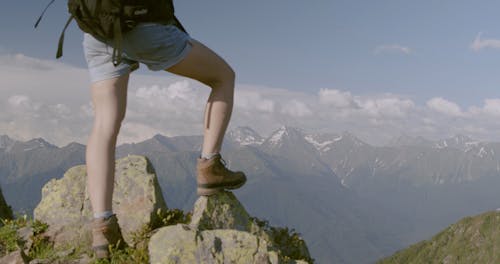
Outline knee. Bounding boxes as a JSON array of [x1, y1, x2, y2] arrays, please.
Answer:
[[225, 66, 236, 84], [205, 64, 235, 89]]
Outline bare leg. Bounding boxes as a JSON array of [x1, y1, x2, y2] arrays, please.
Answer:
[[86, 74, 129, 215], [166, 39, 235, 156]]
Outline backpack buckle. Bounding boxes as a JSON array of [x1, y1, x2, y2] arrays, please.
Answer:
[[123, 5, 149, 18], [124, 20, 137, 29]]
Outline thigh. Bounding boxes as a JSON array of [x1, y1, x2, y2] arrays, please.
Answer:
[[83, 33, 137, 83], [122, 23, 192, 72], [165, 38, 235, 87], [90, 74, 129, 130]]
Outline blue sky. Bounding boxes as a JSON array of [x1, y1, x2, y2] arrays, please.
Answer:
[[2, 1, 500, 105], [3, 1, 500, 145]]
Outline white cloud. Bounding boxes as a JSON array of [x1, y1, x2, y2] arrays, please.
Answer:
[[467, 98, 500, 116], [7, 53, 500, 146], [481, 99, 500, 115], [374, 44, 412, 55], [234, 90, 275, 113], [8, 95, 31, 108], [471, 32, 500, 51], [280, 99, 312, 117], [119, 122, 166, 144], [318, 89, 358, 108], [426, 97, 463, 117], [358, 97, 415, 118]]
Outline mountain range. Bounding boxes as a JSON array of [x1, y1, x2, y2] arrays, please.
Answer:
[[2, 126, 500, 263]]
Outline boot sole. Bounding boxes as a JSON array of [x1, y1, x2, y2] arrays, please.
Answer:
[[197, 179, 246, 196]]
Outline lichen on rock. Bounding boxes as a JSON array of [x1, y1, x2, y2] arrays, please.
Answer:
[[33, 155, 168, 249], [149, 190, 313, 263]]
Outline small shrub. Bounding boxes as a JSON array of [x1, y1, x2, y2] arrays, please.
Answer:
[[27, 234, 54, 260], [0, 213, 29, 256], [251, 217, 315, 263], [151, 208, 192, 230]]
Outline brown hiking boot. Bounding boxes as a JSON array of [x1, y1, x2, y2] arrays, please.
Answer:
[[91, 214, 127, 259], [197, 154, 247, 196]]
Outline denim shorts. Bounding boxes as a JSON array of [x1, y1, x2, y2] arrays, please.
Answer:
[[82, 23, 192, 83]]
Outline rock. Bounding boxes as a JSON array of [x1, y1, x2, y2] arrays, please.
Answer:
[[29, 259, 51, 264], [190, 191, 254, 231], [16, 226, 35, 251], [74, 254, 91, 264], [149, 224, 276, 264], [149, 191, 312, 263], [0, 186, 13, 224], [55, 247, 75, 259], [0, 249, 30, 264], [33, 155, 168, 249]]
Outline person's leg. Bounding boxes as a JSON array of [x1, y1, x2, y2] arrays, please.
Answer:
[[86, 74, 129, 216], [166, 39, 235, 157]]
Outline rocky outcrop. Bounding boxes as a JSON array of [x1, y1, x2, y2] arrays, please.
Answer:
[[0, 186, 13, 224], [29, 154, 311, 263], [149, 191, 312, 264], [33, 155, 167, 249]]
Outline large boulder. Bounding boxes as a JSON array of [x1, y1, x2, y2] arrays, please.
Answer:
[[149, 224, 276, 264], [190, 191, 255, 231], [33, 155, 168, 249], [149, 191, 312, 264]]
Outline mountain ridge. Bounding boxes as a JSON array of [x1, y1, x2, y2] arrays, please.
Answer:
[[4, 127, 500, 263]]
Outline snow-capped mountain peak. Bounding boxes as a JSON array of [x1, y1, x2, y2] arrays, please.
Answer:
[[228, 126, 264, 146], [22, 138, 57, 151], [434, 134, 476, 150], [265, 126, 306, 147]]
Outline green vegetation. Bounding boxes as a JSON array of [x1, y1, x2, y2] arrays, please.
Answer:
[[0, 209, 311, 263], [0, 208, 192, 264], [377, 211, 500, 264], [251, 216, 315, 263], [0, 212, 27, 255]]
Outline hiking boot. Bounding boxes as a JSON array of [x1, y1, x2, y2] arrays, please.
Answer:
[[197, 154, 247, 196], [91, 214, 127, 259]]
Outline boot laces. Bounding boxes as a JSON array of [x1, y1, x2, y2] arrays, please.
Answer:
[[220, 157, 227, 167]]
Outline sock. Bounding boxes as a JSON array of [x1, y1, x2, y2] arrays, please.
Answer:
[[94, 210, 114, 219], [201, 152, 219, 160]]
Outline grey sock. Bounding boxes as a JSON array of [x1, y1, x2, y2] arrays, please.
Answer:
[[201, 152, 219, 160], [94, 210, 114, 219]]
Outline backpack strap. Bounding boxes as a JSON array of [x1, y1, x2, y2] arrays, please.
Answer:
[[56, 15, 75, 58], [111, 19, 123, 66], [173, 15, 187, 33], [34, 0, 56, 28]]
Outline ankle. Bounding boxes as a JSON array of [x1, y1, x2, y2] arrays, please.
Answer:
[[200, 152, 219, 160], [94, 210, 114, 219]]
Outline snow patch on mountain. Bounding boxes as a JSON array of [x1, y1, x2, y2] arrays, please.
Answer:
[[477, 147, 488, 158], [304, 135, 334, 151], [228, 126, 264, 146], [268, 126, 288, 147]]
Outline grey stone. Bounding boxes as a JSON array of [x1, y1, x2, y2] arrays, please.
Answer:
[[0, 249, 29, 264], [33, 155, 168, 250], [190, 191, 253, 231]]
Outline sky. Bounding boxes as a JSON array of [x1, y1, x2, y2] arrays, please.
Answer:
[[2, 1, 500, 146]]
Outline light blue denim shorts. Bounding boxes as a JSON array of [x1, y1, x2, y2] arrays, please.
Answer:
[[82, 23, 192, 83]]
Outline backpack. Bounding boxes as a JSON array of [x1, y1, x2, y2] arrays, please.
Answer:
[[35, 0, 186, 66]]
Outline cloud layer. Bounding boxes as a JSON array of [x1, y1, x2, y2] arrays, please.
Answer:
[[471, 32, 500, 51], [3, 53, 500, 146], [374, 44, 412, 55]]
